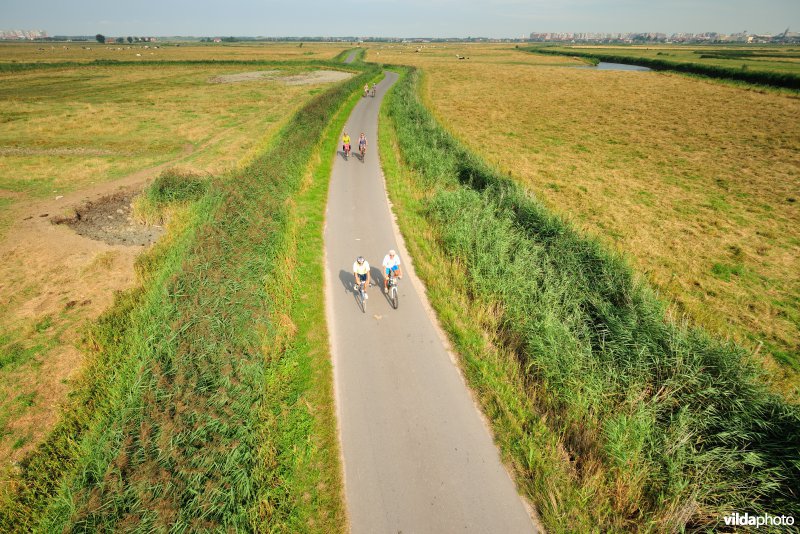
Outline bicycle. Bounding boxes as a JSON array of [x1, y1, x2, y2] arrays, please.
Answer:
[[359, 143, 366, 161], [387, 273, 399, 309], [355, 280, 368, 313], [343, 143, 351, 160]]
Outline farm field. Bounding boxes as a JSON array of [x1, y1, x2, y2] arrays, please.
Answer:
[[368, 43, 800, 396], [0, 40, 348, 64], [0, 53, 351, 476]]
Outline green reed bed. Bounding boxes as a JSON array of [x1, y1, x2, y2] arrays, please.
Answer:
[[380, 68, 799, 532], [0, 63, 377, 533]]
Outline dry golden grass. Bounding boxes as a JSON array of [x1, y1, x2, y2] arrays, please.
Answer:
[[369, 44, 800, 395], [0, 41, 348, 63]]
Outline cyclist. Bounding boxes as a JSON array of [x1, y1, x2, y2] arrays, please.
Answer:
[[363, 83, 369, 97], [370, 82, 376, 96], [342, 131, 351, 157], [358, 133, 367, 159], [382, 249, 402, 293], [353, 256, 370, 300]]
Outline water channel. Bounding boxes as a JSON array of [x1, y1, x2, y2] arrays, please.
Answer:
[[593, 62, 651, 71]]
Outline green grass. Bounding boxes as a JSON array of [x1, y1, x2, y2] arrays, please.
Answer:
[[0, 198, 11, 241], [0, 62, 377, 533], [132, 168, 210, 224], [379, 67, 800, 532], [0, 334, 43, 372], [711, 262, 746, 282]]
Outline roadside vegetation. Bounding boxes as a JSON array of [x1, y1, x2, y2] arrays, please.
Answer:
[[379, 66, 799, 532], [527, 44, 800, 89], [0, 60, 376, 531], [369, 44, 800, 397]]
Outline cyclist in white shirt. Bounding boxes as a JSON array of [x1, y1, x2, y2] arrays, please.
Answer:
[[382, 249, 402, 293], [353, 256, 370, 299]]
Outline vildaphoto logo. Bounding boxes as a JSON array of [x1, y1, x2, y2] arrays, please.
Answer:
[[723, 512, 795, 528]]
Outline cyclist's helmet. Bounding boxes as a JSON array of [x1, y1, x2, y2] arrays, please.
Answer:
[[357, 256, 365, 264]]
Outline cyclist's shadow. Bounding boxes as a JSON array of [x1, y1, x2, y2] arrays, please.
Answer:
[[339, 269, 363, 309], [337, 268, 382, 309]]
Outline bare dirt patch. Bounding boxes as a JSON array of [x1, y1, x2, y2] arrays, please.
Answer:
[[53, 190, 163, 247], [209, 69, 353, 85], [280, 70, 353, 85], [208, 70, 280, 84]]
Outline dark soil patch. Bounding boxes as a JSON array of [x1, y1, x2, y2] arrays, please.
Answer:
[[54, 190, 163, 246]]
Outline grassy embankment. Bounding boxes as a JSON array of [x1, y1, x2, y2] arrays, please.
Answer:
[[526, 45, 800, 89], [379, 67, 799, 532], [370, 44, 800, 396], [0, 62, 378, 532], [0, 58, 347, 467]]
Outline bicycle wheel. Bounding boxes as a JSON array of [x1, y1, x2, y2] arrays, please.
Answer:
[[361, 288, 367, 313], [391, 286, 398, 309]]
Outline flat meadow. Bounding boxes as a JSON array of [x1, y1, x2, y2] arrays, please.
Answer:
[[369, 43, 800, 396], [0, 62, 335, 204], [0, 42, 349, 472], [0, 40, 347, 64]]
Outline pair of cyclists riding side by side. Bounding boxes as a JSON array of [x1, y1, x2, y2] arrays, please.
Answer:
[[352, 251, 402, 306], [342, 131, 367, 161], [363, 82, 376, 97]]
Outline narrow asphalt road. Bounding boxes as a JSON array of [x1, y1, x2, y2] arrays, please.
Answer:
[[324, 72, 537, 533], [344, 50, 358, 64]]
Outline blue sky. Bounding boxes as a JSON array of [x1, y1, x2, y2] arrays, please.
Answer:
[[2, 0, 798, 37]]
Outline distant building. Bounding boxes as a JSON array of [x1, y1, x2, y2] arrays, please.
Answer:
[[0, 29, 48, 40], [526, 30, 796, 44]]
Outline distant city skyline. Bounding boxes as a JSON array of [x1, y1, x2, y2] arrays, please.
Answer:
[[1, 0, 798, 38]]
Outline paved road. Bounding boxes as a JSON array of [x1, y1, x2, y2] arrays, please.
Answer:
[[344, 50, 358, 64], [324, 72, 537, 533]]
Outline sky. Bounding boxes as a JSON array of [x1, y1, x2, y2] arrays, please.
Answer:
[[2, 0, 798, 38]]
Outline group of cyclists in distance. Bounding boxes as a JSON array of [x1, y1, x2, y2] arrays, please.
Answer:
[[340, 83, 376, 161]]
